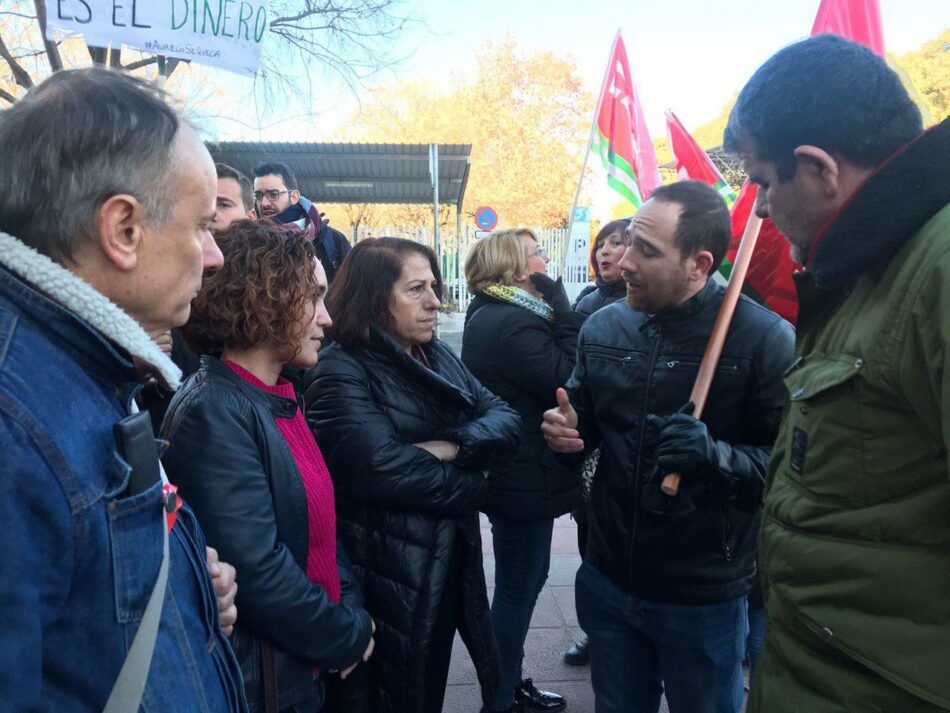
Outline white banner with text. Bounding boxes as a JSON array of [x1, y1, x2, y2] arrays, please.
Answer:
[[45, 1, 270, 76]]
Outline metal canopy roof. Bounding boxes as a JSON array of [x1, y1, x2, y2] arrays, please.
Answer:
[[206, 142, 472, 208]]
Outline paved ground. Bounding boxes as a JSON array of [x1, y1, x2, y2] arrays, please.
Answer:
[[442, 512, 604, 713]]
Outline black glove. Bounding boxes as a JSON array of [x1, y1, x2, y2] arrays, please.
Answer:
[[529, 273, 572, 316], [646, 403, 719, 478]]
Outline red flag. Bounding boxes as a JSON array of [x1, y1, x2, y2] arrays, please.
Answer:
[[591, 33, 661, 208], [811, 0, 885, 56], [717, 0, 884, 326], [666, 110, 737, 207], [725, 182, 800, 324]]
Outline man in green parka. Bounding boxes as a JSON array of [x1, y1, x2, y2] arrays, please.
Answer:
[[724, 34, 950, 711]]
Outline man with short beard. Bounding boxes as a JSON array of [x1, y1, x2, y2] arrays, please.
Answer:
[[725, 34, 950, 712], [543, 181, 794, 713], [253, 160, 352, 283]]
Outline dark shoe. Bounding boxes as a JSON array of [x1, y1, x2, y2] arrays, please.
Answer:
[[563, 636, 589, 666], [515, 679, 566, 711]]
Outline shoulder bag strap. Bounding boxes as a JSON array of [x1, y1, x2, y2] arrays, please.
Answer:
[[101, 516, 169, 713]]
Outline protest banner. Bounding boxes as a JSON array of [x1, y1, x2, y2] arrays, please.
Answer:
[[45, 0, 270, 76]]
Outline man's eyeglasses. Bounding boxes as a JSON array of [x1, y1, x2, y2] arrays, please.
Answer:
[[530, 246, 548, 259], [253, 189, 291, 203]]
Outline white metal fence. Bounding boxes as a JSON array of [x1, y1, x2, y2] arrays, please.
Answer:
[[345, 225, 590, 312]]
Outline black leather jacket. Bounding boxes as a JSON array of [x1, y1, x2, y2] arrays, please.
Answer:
[[304, 328, 520, 713], [161, 356, 374, 712], [462, 293, 582, 520], [568, 280, 795, 604]]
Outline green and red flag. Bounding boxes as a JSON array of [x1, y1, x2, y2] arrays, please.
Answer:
[[666, 110, 737, 208], [590, 33, 661, 209], [719, 0, 887, 325]]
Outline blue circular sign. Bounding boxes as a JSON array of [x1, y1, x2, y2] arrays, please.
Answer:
[[475, 205, 498, 231]]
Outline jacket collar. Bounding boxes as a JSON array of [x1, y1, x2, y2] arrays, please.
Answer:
[[596, 276, 627, 300], [198, 355, 299, 417], [800, 117, 950, 291], [0, 231, 181, 389], [365, 325, 475, 409], [645, 279, 720, 328]]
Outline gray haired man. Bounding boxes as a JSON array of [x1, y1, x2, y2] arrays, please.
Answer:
[[0, 68, 247, 711]]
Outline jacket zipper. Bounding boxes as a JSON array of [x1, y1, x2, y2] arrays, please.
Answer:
[[721, 502, 733, 562], [629, 322, 663, 589]]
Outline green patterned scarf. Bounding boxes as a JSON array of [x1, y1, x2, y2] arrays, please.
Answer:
[[482, 284, 554, 322]]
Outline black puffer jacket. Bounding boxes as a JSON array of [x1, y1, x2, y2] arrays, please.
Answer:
[[572, 278, 627, 318], [462, 293, 582, 520], [568, 280, 794, 604], [303, 328, 521, 713], [161, 357, 374, 712]]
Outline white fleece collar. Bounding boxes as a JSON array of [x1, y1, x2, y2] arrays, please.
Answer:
[[0, 231, 182, 389]]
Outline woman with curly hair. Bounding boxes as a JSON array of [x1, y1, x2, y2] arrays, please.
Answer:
[[161, 220, 375, 713]]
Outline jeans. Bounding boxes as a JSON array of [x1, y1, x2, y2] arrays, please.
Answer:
[[576, 561, 747, 713], [488, 515, 555, 710], [746, 601, 767, 674]]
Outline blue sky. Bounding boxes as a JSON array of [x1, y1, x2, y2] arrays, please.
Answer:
[[390, 0, 947, 134], [202, 0, 947, 141]]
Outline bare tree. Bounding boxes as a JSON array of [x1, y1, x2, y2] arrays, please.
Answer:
[[0, 0, 413, 105]]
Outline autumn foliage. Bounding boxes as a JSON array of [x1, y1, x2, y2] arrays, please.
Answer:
[[331, 38, 593, 230]]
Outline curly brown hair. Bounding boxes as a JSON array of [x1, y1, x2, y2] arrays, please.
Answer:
[[183, 219, 319, 358]]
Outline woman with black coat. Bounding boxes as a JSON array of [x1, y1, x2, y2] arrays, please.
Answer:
[[161, 222, 375, 713], [303, 237, 521, 713], [461, 229, 585, 713], [572, 218, 631, 318]]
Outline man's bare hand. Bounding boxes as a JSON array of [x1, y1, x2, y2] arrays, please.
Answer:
[[206, 546, 238, 636], [341, 620, 376, 680], [541, 388, 584, 453], [150, 329, 173, 357]]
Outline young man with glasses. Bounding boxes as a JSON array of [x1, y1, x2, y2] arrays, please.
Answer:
[[252, 161, 352, 283]]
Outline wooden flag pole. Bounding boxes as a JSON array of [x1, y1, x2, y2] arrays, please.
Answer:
[[661, 211, 764, 496]]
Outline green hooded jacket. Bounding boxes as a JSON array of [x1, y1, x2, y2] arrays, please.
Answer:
[[753, 118, 950, 711]]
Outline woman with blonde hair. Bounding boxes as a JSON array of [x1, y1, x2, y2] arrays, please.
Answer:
[[461, 229, 584, 713]]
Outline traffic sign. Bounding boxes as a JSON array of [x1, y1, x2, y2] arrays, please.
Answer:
[[474, 205, 498, 231]]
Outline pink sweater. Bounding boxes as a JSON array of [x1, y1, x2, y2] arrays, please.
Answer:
[[225, 361, 341, 606]]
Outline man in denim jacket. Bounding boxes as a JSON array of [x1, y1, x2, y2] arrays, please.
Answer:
[[0, 68, 248, 712]]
